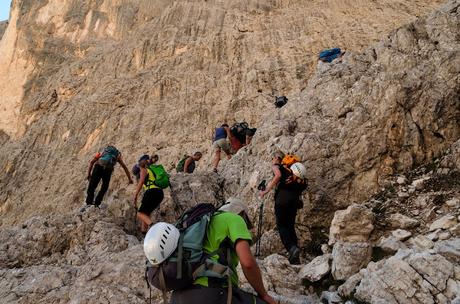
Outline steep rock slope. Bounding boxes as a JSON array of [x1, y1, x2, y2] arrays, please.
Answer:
[[221, 0, 460, 230], [0, 0, 446, 226]]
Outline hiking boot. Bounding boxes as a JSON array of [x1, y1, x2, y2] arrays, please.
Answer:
[[288, 246, 301, 265]]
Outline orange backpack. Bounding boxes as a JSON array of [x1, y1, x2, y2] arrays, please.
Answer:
[[281, 154, 301, 167]]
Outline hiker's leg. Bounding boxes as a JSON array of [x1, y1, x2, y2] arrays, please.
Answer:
[[95, 168, 112, 206], [171, 286, 225, 304], [274, 200, 297, 252], [137, 189, 164, 231], [86, 165, 102, 205], [137, 212, 152, 230], [285, 202, 298, 248], [213, 148, 221, 170]]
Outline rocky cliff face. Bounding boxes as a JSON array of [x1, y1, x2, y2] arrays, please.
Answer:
[[0, 21, 7, 39], [0, 0, 448, 226], [0, 1, 459, 302]]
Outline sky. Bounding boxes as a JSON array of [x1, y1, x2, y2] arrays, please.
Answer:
[[0, 0, 12, 21]]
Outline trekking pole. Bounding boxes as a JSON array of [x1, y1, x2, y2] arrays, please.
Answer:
[[255, 180, 266, 257]]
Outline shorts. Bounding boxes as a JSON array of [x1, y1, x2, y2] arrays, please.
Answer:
[[213, 138, 231, 154], [138, 188, 164, 215]]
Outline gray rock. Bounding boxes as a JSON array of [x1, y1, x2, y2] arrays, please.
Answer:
[[408, 235, 434, 250], [388, 213, 420, 229], [320, 291, 342, 304], [451, 224, 460, 237], [332, 242, 372, 281], [435, 238, 460, 264], [355, 249, 457, 303], [377, 235, 407, 254], [429, 215, 458, 231], [329, 204, 374, 245], [298, 254, 331, 283], [392, 229, 412, 241], [338, 272, 363, 298]]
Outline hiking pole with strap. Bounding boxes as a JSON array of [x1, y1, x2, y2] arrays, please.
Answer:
[[255, 180, 266, 257]]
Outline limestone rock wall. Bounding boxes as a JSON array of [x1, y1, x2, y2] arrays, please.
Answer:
[[221, 0, 460, 226], [0, 0, 448, 226]]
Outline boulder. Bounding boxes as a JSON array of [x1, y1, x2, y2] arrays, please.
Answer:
[[435, 238, 460, 264], [429, 215, 458, 231], [338, 272, 363, 298], [408, 235, 435, 250], [332, 242, 372, 281], [392, 229, 412, 241], [320, 291, 342, 304], [329, 204, 374, 245], [355, 250, 457, 303], [376, 235, 407, 254], [388, 213, 419, 229], [298, 254, 331, 283]]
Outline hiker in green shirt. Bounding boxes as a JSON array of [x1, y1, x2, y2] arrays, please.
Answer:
[[170, 198, 276, 304]]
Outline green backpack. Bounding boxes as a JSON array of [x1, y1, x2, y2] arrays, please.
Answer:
[[175, 155, 189, 173], [98, 146, 120, 169], [147, 164, 170, 189]]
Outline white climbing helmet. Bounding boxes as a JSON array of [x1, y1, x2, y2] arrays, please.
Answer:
[[144, 222, 180, 265], [290, 162, 307, 179]]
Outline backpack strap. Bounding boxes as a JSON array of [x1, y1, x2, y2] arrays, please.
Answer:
[[176, 232, 185, 279], [158, 266, 168, 304]]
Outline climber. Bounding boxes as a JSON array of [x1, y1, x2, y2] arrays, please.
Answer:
[[176, 151, 203, 173], [165, 197, 276, 304], [86, 145, 133, 207], [259, 151, 307, 265], [212, 123, 232, 173], [132, 154, 159, 182], [228, 122, 257, 154], [133, 154, 165, 233]]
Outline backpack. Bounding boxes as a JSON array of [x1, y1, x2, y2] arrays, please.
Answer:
[[98, 146, 120, 169], [146, 164, 170, 189], [230, 122, 250, 143], [145, 203, 233, 302], [274, 96, 288, 108], [132, 164, 141, 181], [175, 155, 189, 173], [282, 154, 301, 167], [319, 48, 342, 63]]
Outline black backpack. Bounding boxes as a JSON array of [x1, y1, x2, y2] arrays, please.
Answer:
[[274, 96, 288, 108]]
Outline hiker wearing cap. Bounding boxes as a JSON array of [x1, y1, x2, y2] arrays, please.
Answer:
[[212, 124, 232, 173], [133, 154, 165, 233], [176, 151, 202, 173], [147, 197, 276, 304], [86, 145, 133, 207], [259, 151, 307, 265]]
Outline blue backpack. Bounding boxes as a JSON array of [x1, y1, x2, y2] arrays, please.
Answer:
[[319, 48, 342, 63]]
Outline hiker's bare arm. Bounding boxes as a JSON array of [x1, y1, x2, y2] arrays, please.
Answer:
[[183, 157, 192, 173], [133, 168, 146, 206], [259, 165, 281, 197], [87, 157, 98, 180], [118, 157, 133, 184], [235, 240, 276, 304]]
